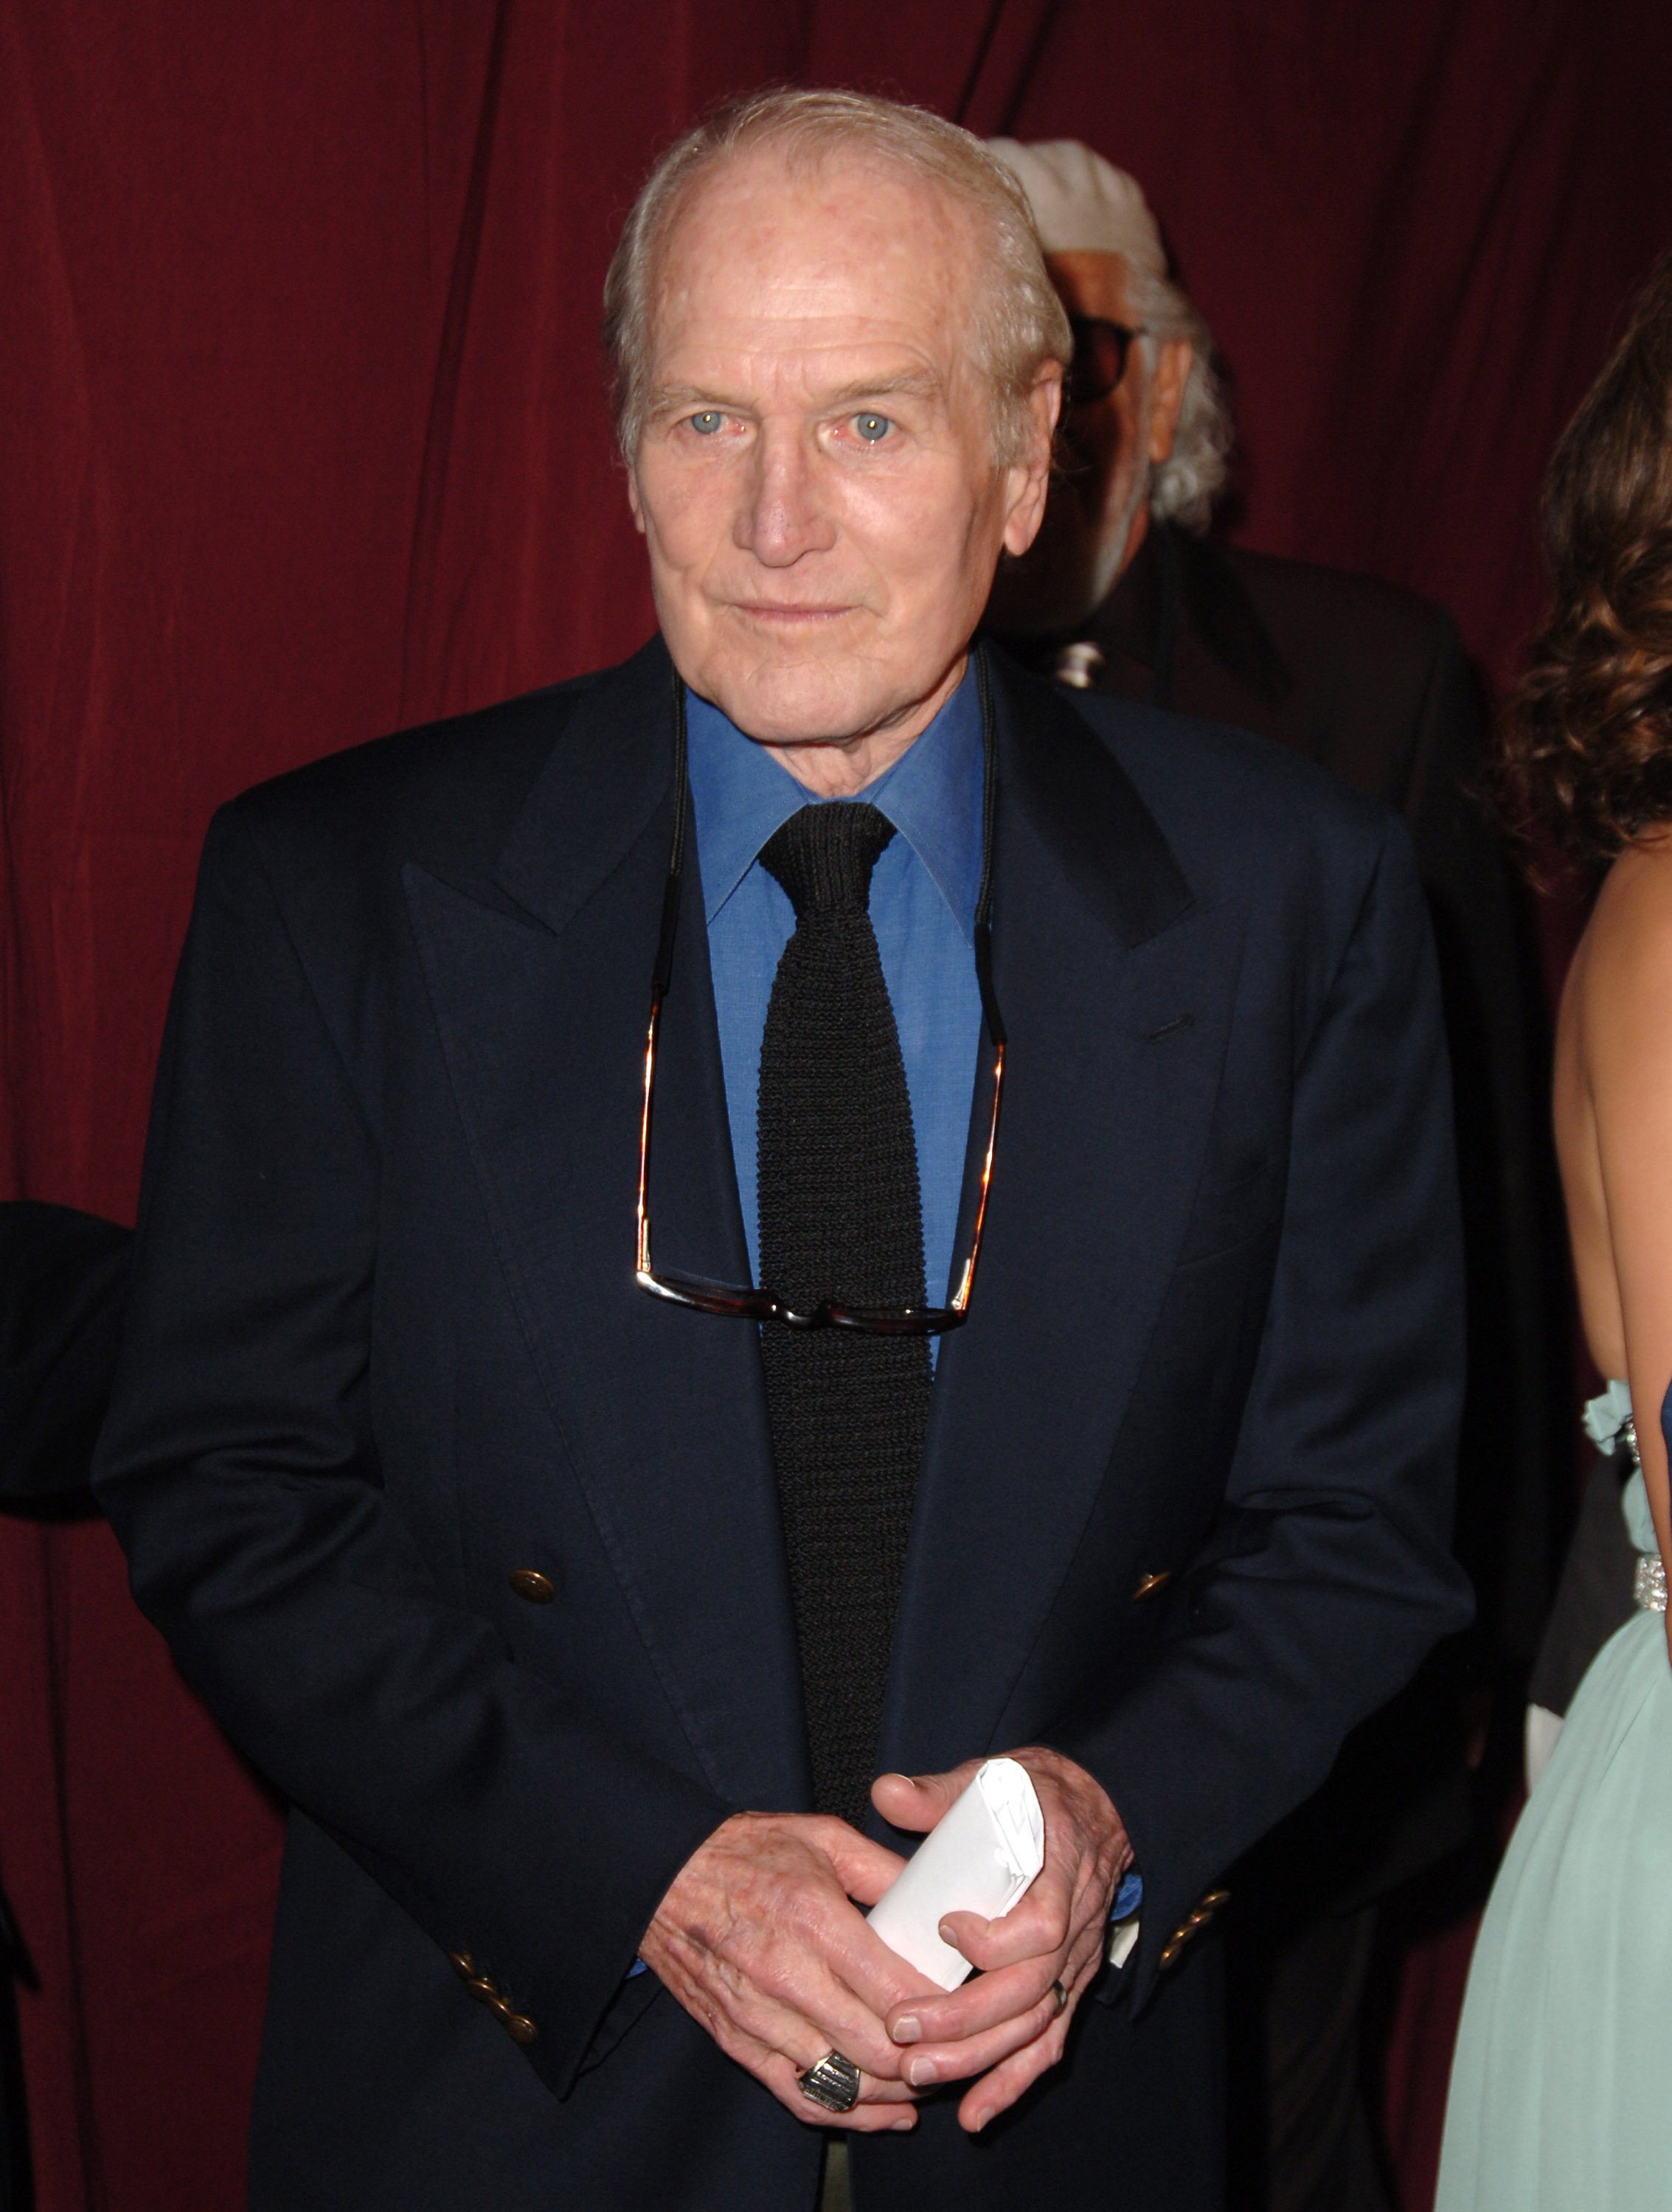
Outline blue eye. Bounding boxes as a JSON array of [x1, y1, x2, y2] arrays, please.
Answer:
[[687, 411, 725, 436], [852, 413, 891, 442]]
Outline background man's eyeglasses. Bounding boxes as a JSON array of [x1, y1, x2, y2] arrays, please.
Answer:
[[1066, 313, 1146, 406], [634, 655, 1007, 1336]]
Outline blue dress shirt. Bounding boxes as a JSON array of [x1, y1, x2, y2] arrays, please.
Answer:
[[686, 667, 985, 1314], [659, 664, 1148, 1947]]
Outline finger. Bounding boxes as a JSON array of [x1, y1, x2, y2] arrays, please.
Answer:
[[840, 1860, 907, 1911], [957, 2006, 1074, 2133], [811, 1905, 948, 2023], [889, 1902, 1110, 2053], [722, 2016, 920, 2131], [892, 1980, 1067, 2090], [949, 1927, 1109, 2132], [744, 2006, 920, 2116], [889, 1951, 1064, 2049], [757, 2050, 921, 2134], [741, 1964, 917, 2087], [703, 1964, 920, 2115], [1057, 1921, 1109, 1997], [695, 1832, 937, 2026], [808, 1818, 909, 1907], [744, 2003, 920, 2107], [939, 1866, 1074, 1972], [647, 1898, 916, 2086], [870, 1759, 982, 1835]]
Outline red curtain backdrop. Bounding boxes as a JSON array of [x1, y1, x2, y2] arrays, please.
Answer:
[[2, 4, 1667, 2205]]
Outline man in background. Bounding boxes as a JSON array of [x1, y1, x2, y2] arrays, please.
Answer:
[[986, 139, 1561, 2212]]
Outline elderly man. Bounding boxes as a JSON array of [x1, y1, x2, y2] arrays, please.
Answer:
[[987, 140, 1556, 2212], [94, 93, 1468, 2211]]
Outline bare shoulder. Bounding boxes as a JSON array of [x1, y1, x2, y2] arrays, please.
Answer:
[[1574, 832, 1672, 1047], [1558, 841, 1672, 1382]]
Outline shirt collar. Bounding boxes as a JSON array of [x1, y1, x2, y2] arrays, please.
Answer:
[[684, 659, 983, 944]]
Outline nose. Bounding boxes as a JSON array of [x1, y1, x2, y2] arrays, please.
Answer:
[[733, 422, 836, 567]]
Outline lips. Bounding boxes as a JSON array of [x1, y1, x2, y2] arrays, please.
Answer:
[[732, 602, 853, 621]]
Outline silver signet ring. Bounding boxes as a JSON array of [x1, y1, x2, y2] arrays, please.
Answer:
[[797, 2049, 862, 2114]]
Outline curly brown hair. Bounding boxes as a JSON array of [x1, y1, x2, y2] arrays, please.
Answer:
[[1499, 251, 1672, 872]]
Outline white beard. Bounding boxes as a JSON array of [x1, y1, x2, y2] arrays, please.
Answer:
[[1083, 448, 1153, 617], [986, 356, 1157, 637]]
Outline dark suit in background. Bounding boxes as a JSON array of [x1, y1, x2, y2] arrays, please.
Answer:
[[1073, 519, 1559, 1667], [0, 1201, 132, 2212], [1, 1205, 130, 1506], [93, 640, 1469, 2209], [1017, 518, 1560, 2210]]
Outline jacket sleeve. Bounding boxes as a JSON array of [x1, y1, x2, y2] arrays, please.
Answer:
[[92, 804, 732, 2097], [1050, 814, 1473, 2008], [0, 1202, 131, 1500]]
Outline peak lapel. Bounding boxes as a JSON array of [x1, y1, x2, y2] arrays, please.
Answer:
[[879, 663, 1247, 1775], [406, 641, 807, 1811]]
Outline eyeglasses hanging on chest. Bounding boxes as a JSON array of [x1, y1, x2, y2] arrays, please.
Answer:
[[634, 653, 1007, 1334]]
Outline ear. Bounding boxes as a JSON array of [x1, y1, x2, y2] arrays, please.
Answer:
[[626, 466, 646, 537], [1000, 363, 1064, 558], [1147, 339, 1193, 466]]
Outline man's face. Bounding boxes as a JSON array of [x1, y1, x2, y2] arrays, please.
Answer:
[[628, 147, 1058, 749], [985, 250, 1190, 636]]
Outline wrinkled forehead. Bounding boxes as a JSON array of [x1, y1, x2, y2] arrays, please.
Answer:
[[647, 142, 985, 356]]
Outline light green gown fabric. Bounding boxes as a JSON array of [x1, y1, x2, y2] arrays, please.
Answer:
[[1437, 1471, 1672, 2210]]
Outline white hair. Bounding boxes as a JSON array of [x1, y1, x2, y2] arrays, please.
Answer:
[[603, 90, 1072, 467], [1123, 265, 1234, 531], [986, 139, 1235, 532]]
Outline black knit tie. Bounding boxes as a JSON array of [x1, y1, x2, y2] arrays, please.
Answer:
[[757, 803, 933, 1828]]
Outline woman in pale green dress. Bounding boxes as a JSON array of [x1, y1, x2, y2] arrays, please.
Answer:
[[1437, 252, 1672, 2211]]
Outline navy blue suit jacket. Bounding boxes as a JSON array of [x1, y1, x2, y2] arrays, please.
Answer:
[[94, 638, 1470, 2211]]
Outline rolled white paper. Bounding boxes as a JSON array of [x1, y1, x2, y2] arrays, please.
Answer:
[[866, 1758, 1046, 1990]]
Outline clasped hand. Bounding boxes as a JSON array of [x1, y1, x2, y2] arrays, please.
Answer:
[[639, 1746, 1131, 2135]]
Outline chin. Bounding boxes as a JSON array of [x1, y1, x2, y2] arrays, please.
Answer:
[[735, 681, 887, 746], [702, 653, 895, 746]]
